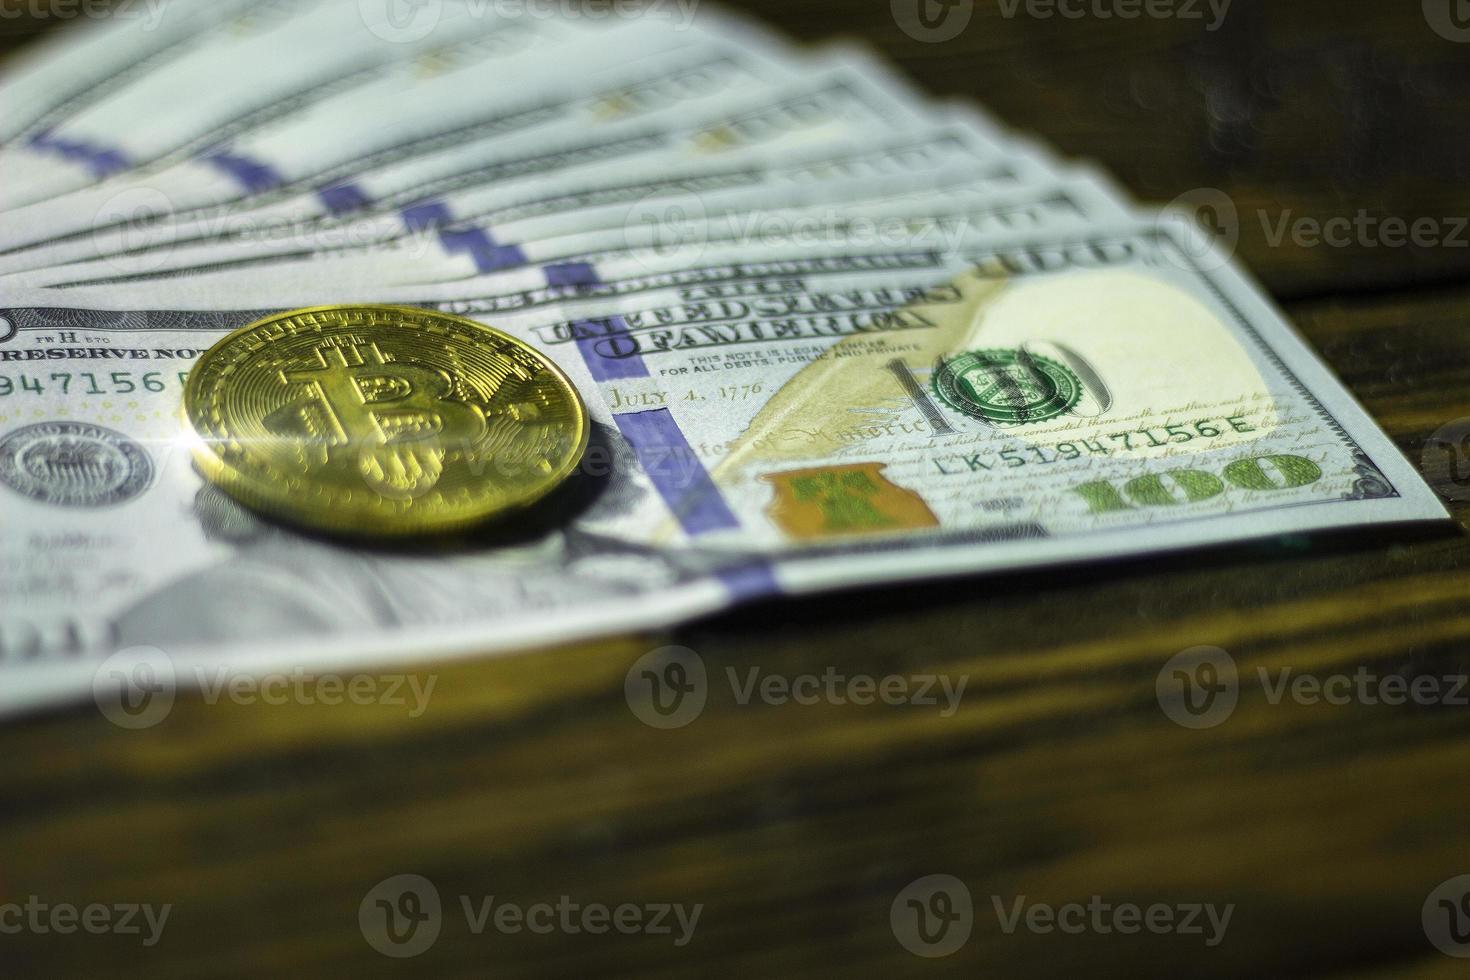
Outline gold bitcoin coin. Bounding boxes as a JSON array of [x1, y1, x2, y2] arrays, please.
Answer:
[[183, 305, 588, 537]]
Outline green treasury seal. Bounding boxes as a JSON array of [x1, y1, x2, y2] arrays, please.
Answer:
[[933, 348, 1082, 425]]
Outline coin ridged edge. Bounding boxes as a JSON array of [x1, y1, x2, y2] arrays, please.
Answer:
[[182, 304, 590, 537]]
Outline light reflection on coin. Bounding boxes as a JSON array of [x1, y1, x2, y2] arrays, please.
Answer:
[[182, 305, 588, 537]]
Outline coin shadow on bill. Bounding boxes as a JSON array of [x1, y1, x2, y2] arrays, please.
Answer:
[[111, 423, 686, 650], [192, 421, 632, 558]]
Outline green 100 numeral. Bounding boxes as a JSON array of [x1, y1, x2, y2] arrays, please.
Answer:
[[1074, 454, 1324, 513]]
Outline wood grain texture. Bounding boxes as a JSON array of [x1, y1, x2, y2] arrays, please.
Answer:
[[2, 1, 1470, 977]]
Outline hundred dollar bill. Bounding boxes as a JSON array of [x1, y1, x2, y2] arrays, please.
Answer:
[[0, 0, 540, 213], [0, 221, 1445, 715], [0, 31, 821, 281], [0, 11, 652, 247], [372, 106, 1054, 258], [0, 0, 262, 148], [238, 48, 959, 254], [37, 167, 1106, 293], [34, 168, 1122, 300], [0, 51, 959, 286], [0, 116, 1028, 283], [23, 157, 1123, 313], [0, 17, 832, 274]]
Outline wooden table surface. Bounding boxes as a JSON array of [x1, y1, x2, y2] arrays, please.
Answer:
[[4, 1, 1470, 976]]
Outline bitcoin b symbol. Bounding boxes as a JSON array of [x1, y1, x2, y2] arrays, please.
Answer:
[[279, 342, 485, 448], [274, 342, 485, 498]]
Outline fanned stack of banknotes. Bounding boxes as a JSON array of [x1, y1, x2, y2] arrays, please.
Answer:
[[0, 0, 1446, 714]]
